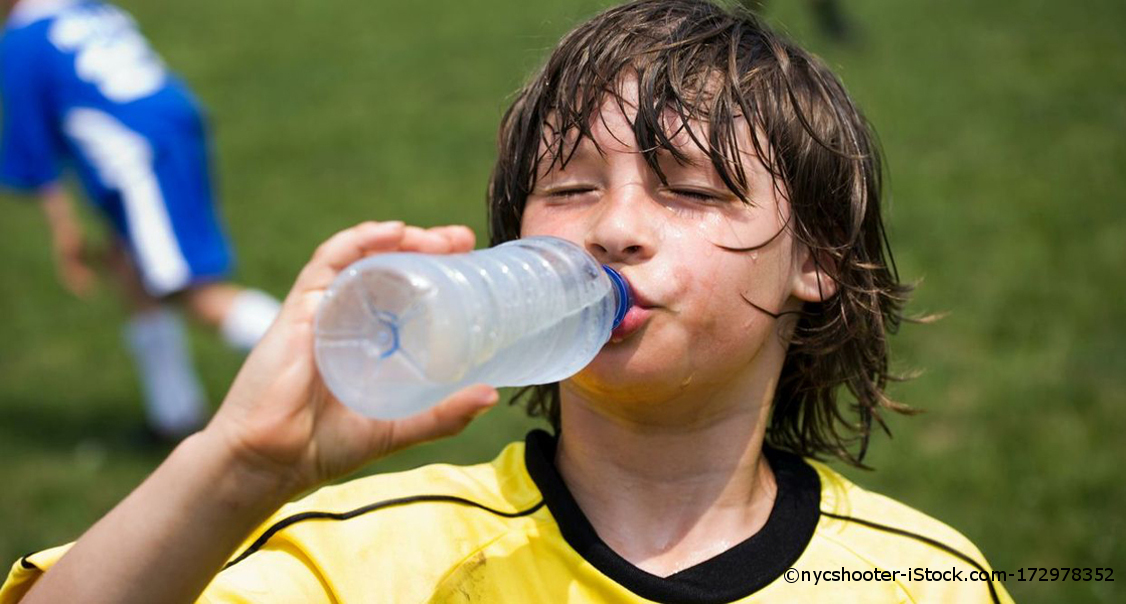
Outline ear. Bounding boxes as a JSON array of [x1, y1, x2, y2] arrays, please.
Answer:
[[790, 244, 838, 303]]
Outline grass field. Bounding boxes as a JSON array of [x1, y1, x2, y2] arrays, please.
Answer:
[[1, 0, 1123, 601]]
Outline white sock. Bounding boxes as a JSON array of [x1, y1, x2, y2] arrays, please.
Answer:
[[220, 289, 281, 352], [124, 307, 207, 437]]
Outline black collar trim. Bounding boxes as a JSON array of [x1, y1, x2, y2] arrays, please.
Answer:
[[523, 429, 821, 604]]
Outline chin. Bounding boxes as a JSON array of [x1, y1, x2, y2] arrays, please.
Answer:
[[570, 349, 684, 399]]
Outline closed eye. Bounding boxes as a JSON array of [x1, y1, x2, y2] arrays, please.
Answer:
[[667, 187, 728, 204], [544, 186, 597, 199]]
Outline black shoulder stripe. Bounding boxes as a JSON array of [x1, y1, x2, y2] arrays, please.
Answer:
[[821, 511, 1000, 604], [19, 554, 40, 571], [223, 495, 545, 571]]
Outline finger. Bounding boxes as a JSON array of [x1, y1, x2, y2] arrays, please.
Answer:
[[383, 385, 499, 452], [399, 226, 455, 255], [427, 225, 476, 253], [319, 221, 408, 272], [293, 221, 405, 294]]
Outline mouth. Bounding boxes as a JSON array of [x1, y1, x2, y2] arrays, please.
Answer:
[[609, 304, 652, 342], [607, 274, 658, 343]]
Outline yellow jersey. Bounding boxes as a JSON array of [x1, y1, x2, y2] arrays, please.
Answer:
[[2, 430, 1013, 603]]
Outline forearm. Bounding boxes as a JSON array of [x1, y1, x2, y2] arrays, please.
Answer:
[[17, 220, 497, 602], [36, 184, 75, 235], [21, 430, 296, 604], [36, 185, 86, 258], [34, 183, 99, 297]]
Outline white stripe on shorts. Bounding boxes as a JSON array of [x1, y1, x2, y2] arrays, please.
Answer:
[[63, 107, 191, 296]]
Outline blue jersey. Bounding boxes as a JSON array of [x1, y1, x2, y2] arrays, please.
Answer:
[[0, 0, 232, 296], [1, 0, 202, 194]]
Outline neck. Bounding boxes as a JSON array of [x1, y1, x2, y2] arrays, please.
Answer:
[[554, 372, 779, 576]]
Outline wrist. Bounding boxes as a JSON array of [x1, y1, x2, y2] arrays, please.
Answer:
[[181, 429, 301, 516]]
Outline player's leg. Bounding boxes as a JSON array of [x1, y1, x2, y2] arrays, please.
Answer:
[[106, 241, 208, 440], [177, 281, 280, 352]]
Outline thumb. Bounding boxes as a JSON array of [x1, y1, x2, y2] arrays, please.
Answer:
[[383, 385, 499, 452]]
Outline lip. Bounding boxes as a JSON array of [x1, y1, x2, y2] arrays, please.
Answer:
[[610, 305, 651, 342], [606, 271, 657, 342]]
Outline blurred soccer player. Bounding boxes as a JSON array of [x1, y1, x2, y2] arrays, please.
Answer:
[[0, 0, 280, 441]]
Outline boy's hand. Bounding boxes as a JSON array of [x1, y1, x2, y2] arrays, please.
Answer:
[[51, 227, 97, 298], [38, 185, 97, 299], [204, 221, 499, 498]]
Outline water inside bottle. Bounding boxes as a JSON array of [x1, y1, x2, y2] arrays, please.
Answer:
[[314, 237, 622, 419]]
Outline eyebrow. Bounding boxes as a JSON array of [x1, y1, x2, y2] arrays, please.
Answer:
[[660, 143, 711, 169], [536, 116, 747, 188], [536, 135, 598, 175]]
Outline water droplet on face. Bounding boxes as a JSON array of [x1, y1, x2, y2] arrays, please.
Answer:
[[679, 372, 695, 388]]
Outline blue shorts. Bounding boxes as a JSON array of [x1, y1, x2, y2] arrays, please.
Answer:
[[86, 112, 234, 298]]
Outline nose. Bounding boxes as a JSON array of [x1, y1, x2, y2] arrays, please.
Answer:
[[584, 183, 656, 265]]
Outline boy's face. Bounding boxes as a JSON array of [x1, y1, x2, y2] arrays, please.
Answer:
[[520, 77, 826, 416]]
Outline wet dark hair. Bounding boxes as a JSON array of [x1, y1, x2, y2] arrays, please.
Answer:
[[487, 0, 916, 467]]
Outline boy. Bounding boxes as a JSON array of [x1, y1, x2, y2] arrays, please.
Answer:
[[1, 1, 1013, 602], [0, 0, 280, 439]]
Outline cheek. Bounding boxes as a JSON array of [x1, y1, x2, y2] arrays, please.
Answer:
[[519, 205, 577, 240], [680, 255, 777, 342], [668, 260, 735, 333]]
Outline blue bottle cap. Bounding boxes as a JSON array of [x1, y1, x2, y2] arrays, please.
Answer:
[[603, 266, 632, 330]]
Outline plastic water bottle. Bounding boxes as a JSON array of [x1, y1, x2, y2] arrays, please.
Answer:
[[313, 236, 631, 419]]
